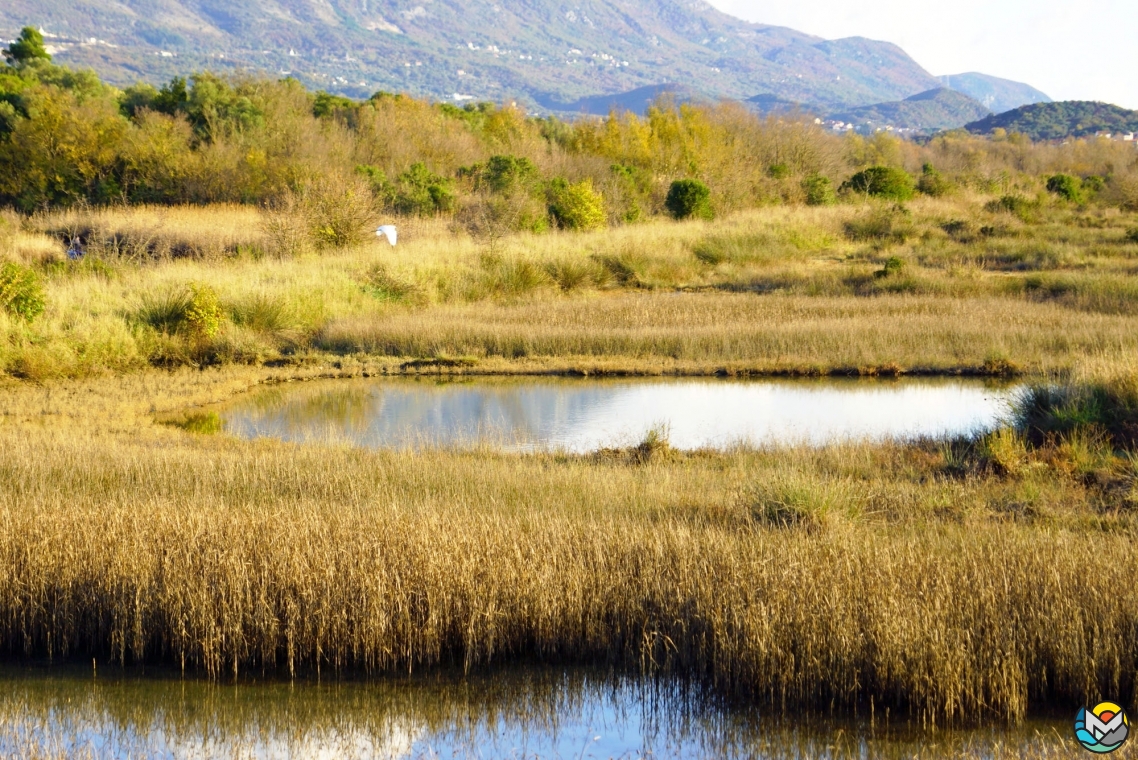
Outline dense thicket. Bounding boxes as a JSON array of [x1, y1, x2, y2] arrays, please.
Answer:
[[1, 41, 1137, 222]]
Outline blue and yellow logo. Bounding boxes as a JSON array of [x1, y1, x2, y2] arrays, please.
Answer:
[[1075, 702, 1129, 753]]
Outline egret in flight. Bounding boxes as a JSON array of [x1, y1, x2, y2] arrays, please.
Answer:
[[376, 225, 398, 246]]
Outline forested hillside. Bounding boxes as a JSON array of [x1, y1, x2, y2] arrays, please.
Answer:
[[966, 101, 1138, 141]]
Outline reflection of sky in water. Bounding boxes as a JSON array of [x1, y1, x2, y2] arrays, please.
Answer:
[[222, 379, 1018, 452], [0, 667, 1069, 760]]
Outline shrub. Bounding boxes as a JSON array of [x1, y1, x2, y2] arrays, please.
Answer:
[[308, 176, 376, 249], [1103, 173, 1138, 211], [393, 163, 455, 216], [665, 179, 713, 220], [985, 195, 1036, 221], [139, 283, 223, 339], [228, 293, 294, 333], [843, 205, 913, 245], [184, 284, 223, 340], [547, 178, 606, 231], [1046, 174, 1083, 203], [1013, 380, 1138, 450], [840, 166, 914, 201], [591, 252, 642, 286], [875, 256, 905, 278], [941, 220, 975, 243], [543, 257, 599, 291], [1126, 227, 1138, 244], [477, 253, 549, 297], [917, 163, 953, 197], [138, 289, 193, 334], [461, 155, 541, 196], [1081, 175, 1105, 195], [362, 264, 424, 304], [0, 262, 45, 322], [767, 163, 791, 180], [801, 174, 836, 206], [261, 194, 313, 257]]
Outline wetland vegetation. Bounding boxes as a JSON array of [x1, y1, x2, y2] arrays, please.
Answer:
[[1, 44, 1138, 755]]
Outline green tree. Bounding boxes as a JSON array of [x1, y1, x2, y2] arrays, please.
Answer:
[[665, 179, 713, 220], [4, 27, 51, 66], [840, 166, 915, 201], [0, 85, 128, 209]]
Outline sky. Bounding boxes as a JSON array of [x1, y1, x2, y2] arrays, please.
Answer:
[[706, 0, 1138, 109]]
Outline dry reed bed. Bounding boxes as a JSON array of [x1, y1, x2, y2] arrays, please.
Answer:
[[0, 425, 1134, 723], [318, 292, 1138, 373]]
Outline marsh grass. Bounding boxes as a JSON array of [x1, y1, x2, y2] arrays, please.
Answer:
[[0, 197, 1135, 379], [0, 395, 1135, 722], [0, 371, 1135, 722]]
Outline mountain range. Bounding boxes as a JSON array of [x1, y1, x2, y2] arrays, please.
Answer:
[[1, 0, 1048, 117]]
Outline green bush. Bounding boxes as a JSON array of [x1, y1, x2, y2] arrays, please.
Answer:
[[767, 163, 791, 180], [665, 179, 713, 220], [1046, 174, 1083, 203], [840, 166, 914, 201], [801, 174, 836, 206], [470, 155, 541, 195], [547, 178, 606, 231], [1081, 175, 1105, 195], [185, 284, 223, 340], [985, 195, 1037, 221], [917, 163, 953, 197], [875, 256, 906, 278], [393, 163, 455, 216], [0, 262, 46, 322]]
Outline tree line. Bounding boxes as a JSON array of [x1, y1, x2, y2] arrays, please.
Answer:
[[2, 27, 1137, 227]]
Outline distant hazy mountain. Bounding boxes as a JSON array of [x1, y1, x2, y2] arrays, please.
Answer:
[[0, 0, 944, 109], [534, 83, 707, 116], [939, 72, 1050, 114], [828, 88, 990, 133], [965, 101, 1138, 141]]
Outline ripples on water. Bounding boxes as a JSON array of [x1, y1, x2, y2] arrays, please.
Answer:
[[0, 665, 1074, 760], [220, 378, 1019, 452]]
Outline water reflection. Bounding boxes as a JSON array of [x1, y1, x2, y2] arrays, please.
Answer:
[[221, 378, 1018, 452], [0, 665, 1074, 759]]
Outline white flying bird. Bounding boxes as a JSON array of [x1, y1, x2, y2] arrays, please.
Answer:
[[376, 225, 398, 246]]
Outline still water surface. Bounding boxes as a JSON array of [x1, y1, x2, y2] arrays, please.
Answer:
[[221, 377, 1018, 451], [0, 665, 1073, 759]]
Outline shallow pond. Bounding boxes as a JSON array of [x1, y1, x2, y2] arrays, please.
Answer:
[[0, 665, 1075, 759], [220, 377, 1019, 452]]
